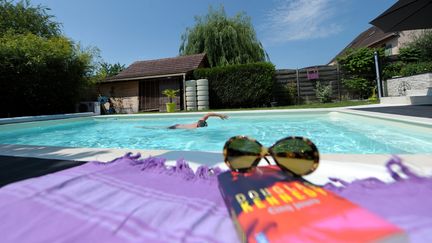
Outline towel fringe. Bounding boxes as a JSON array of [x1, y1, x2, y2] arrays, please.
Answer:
[[325, 156, 425, 191], [91, 153, 223, 182]]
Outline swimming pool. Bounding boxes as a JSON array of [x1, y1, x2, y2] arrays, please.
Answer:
[[1, 111, 431, 154]]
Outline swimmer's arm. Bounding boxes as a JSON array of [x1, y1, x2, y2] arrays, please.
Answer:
[[200, 112, 228, 121]]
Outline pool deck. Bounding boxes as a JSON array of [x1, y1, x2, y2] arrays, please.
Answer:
[[352, 104, 432, 119], [1, 104, 432, 183]]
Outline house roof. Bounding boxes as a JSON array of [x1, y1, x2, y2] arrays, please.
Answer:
[[328, 26, 397, 64], [104, 53, 208, 82]]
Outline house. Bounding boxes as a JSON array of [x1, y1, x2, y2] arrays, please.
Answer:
[[98, 53, 209, 113], [328, 26, 425, 65]]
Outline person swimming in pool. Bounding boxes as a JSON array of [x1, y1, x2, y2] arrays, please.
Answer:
[[168, 112, 228, 129]]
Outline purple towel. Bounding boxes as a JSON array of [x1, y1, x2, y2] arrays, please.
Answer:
[[324, 156, 432, 243], [0, 153, 238, 243], [0, 154, 431, 242]]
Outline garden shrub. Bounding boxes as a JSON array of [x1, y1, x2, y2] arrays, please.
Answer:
[[405, 30, 432, 62], [315, 81, 332, 103], [337, 47, 381, 78], [384, 61, 432, 80], [398, 47, 421, 63], [272, 81, 297, 106], [382, 61, 404, 80], [399, 62, 432, 77], [381, 31, 432, 80], [283, 82, 298, 105], [337, 47, 381, 99], [194, 62, 275, 108], [341, 77, 371, 99]]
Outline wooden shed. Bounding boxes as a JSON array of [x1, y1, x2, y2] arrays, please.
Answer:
[[98, 53, 209, 112]]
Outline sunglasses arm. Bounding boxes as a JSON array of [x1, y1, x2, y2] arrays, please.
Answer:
[[263, 157, 272, 165]]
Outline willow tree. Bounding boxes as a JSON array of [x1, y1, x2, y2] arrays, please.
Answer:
[[179, 6, 268, 67]]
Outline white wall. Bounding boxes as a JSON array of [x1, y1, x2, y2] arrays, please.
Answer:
[[386, 73, 432, 97]]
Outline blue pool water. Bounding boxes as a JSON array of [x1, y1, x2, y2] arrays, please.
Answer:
[[1, 112, 432, 154]]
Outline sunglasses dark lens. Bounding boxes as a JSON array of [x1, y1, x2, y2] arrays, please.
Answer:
[[225, 137, 262, 170], [271, 138, 319, 175]]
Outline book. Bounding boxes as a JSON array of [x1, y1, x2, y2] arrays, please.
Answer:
[[217, 166, 407, 243]]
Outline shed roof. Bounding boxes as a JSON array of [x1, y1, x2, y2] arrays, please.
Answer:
[[104, 53, 208, 82], [329, 26, 397, 64]]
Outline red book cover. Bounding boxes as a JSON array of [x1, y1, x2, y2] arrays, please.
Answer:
[[217, 166, 406, 243]]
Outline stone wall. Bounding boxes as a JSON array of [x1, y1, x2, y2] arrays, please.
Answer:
[[386, 73, 432, 97], [98, 81, 139, 113]]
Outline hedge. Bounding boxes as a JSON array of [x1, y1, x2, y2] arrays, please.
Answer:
[[383, 61, 432, 79], [194, 62, 275, 108], [400, 62, 432, 77], [0, 33, 92, 117]]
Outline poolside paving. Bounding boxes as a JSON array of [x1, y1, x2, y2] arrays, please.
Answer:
[[351, 105, 432, 118]]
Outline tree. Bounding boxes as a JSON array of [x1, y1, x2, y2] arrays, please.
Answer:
[[179, 6, 268, 67], [0, 33, 93, 117], [382, 31, 432, 79], [0, 0, 95, 117], [91, 62, 125, 83], [405, 30, 432, 62], [337, 47, 380, 78], [0, 0, 61, 37], [337, 47, 383, 99], [90, 62, 126, 91], [99, 62, 126, 78]]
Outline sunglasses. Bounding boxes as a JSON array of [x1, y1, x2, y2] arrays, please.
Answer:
[[223, 136, 319, 176]]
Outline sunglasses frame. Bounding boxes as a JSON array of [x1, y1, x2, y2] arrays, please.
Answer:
[[223, 135, 319, 175]]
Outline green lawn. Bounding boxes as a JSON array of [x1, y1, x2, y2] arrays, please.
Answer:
[[137, 100, 379, 114], [202, 100, 379, 112]]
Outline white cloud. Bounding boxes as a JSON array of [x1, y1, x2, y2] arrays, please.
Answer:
[[263, 0, 343, 43]]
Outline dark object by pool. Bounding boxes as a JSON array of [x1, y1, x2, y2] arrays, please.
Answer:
[[0, 156, 86, 187]]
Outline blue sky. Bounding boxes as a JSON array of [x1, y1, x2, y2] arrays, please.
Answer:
[[31, 0, 396, 69]]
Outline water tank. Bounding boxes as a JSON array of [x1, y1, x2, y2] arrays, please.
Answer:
[[196, 79, 209, 110], [185, 80, 197, 111]]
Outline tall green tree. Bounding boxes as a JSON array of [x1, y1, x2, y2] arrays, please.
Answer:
[[99, 62, 126, 78], [0, 0, 61, 37], [0, 0, 95, 117], [0, 33, 93, 117], [90, 62, 125, 86], [179, 6, 268, 67]]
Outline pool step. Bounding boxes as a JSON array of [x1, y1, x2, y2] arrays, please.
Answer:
[[405, 87, 432, 96], [380, 95, 432, 105]]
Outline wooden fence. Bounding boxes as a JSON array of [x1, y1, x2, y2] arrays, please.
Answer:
[[274, 65, 343, 104]]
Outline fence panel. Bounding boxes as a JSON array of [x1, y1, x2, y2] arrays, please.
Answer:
[[274, 65, 341, 104]]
